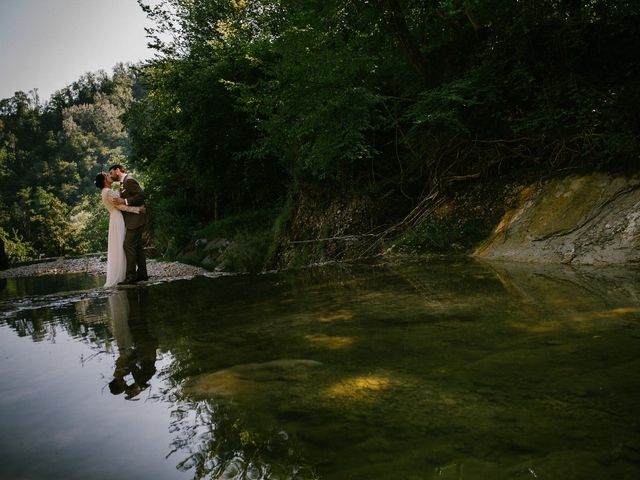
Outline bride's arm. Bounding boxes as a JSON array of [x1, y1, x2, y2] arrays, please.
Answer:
[[116, 203, 145, 214], [106, 189, 144, 214]]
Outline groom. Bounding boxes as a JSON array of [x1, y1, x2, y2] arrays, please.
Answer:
[[109, 164, 148, 284]]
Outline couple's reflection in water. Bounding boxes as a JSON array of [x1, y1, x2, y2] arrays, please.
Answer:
[[106, 288, 158, 400]]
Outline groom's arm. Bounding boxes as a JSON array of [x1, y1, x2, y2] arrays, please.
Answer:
[[116, 204, 144, 214]]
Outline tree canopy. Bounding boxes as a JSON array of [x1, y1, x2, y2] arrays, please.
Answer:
[[1, 0, 638, 261], [0, 66, 139, 258]]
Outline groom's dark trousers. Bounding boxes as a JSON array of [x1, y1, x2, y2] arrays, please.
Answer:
[[121, 175, 148, 281], [124, 226, 147, 281]]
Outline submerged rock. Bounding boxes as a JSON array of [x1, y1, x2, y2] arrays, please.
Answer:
[[475, 173, 640, 265], [184, 359, 323, 399]]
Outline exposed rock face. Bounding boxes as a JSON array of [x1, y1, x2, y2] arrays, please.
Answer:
[[474, 173, 640, 265]]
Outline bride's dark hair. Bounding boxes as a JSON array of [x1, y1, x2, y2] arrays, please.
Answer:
[[95, 173, 106, 189]]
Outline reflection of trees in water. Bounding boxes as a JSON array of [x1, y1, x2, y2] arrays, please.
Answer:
[[101, 287, 317, 478], [165, 397, 319, 480], [1, 279, 323, 478], [4, 300, 113, 349], [6, 313, 51, 342], [10, 261, 640, 478]]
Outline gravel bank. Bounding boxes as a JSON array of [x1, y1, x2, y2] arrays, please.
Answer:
[[0, 256, 210, 280]]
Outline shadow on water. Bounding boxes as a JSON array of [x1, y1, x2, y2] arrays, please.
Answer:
[[1, 258, 640, 479]]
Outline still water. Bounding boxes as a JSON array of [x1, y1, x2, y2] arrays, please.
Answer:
[[1, 258, 639, 480]]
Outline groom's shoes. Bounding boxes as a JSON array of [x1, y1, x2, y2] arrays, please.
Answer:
[[137, 275, 149, 282], [118, 278, 138, 286]]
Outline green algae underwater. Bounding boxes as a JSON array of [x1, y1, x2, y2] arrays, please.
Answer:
[[1, 257, 639, 479]]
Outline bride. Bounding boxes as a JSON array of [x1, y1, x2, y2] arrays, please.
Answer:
[[95, 172, 145, 287]]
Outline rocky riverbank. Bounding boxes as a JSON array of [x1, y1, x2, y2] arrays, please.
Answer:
[[10, 173, 635, 279], [163, 172, 640, 273], [0, 256, 209, 280], [474, 173, 640, 265]]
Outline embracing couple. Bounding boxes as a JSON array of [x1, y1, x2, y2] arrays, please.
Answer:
[[94, 164, 148, 287]]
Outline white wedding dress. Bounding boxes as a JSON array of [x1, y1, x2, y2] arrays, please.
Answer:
[[101, 188, 131, 287]]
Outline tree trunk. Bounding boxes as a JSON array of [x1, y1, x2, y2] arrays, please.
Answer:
[[0, 237, 8, 269], [383, 0, 431, 83]]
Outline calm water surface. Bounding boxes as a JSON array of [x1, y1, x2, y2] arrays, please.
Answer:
[[1, 258, 639, 479]]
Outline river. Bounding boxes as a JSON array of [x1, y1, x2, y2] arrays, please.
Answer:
[[1, 258, 639, 479]]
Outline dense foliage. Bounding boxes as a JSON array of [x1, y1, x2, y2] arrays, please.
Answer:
[[0, 66, 139, 259], [126, 0, 639, 250], [2, 0, 638, 262]]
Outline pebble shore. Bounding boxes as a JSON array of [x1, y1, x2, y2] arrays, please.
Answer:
[[0, 256, 210, 280]]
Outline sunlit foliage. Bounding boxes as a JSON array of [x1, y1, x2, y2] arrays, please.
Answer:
[[0, 66, 139, 260]]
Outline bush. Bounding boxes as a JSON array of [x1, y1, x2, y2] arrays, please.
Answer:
[[198, 209, 278, 240], [219, 229, 273, 273], [0, 227, 36, 262], [395, 219, 490, 254]]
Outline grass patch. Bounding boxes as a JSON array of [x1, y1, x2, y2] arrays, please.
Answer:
[[184, 208, 280, 273], [264, 195, 295, 268], [197, 208, 279, 239]]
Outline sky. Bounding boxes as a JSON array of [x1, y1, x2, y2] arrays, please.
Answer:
[[0, 0, 159, 102]]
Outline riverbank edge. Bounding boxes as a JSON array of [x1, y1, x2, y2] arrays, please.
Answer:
[[167, 169, 640, 272], [0, 255, 210, 280]]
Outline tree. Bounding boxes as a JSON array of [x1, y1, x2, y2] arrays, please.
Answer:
[[0, 66, 141, 260]]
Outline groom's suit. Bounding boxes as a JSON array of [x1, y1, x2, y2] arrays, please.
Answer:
[[120, 175, 148, 282]]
